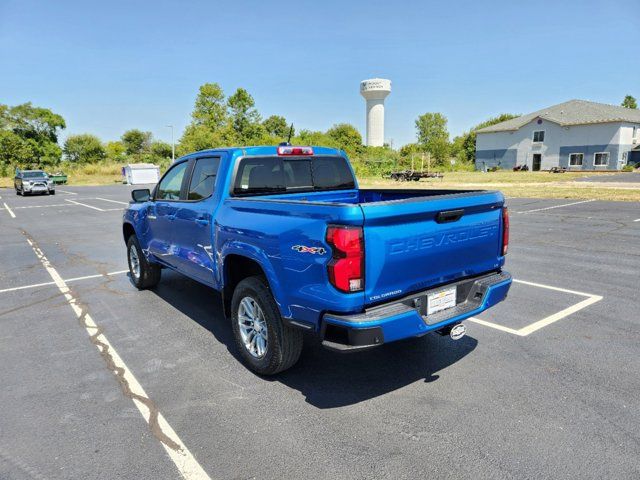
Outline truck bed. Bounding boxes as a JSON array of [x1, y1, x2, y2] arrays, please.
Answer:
[[223, 187, 506, 310]]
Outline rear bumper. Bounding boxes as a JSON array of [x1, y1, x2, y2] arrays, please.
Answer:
[[321, 271, 512, 351]]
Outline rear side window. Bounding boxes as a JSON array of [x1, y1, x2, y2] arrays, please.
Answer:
[[233, 156, 355, 195], [156, 161, 189, 200], [188, 157, 220, 200]]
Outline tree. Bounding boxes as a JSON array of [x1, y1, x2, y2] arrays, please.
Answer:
[[105, 141, 126, 161], [63, 134, 106, 163], [6, 102, 66, 144], [263, 115, 291, 139], [1, 102, 66, 166], [326, 123, 363, 156], [415, 113, 450, 163], [227, 88, 262, 143], [415, 113, 448, 146], [0, 130, 34, 169], [150, 141, 173, 160], [192, 83, 228, 129], [622, 95, 638, 109], [178, 124, 220, 155], [121, 129, 151, 155]]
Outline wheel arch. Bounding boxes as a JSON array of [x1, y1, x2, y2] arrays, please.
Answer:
[[122, 222, 136, 244], [221, 253, 281, 320]]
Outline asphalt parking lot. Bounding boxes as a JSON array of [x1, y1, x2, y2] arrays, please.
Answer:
[[1, 185, 639, 479]]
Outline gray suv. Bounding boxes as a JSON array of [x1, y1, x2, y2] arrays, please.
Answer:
[[14, 170, 56, 196]]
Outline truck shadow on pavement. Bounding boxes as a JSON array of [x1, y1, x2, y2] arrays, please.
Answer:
[[151, 271, 478, 409]]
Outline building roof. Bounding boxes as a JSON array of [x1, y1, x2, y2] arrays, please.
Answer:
[[477, 99, 640, 133]]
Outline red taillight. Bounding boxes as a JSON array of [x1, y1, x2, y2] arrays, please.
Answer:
[[502, 207, 509, 256], [326, 225, 364, 293], [277, 146, 313, 156]]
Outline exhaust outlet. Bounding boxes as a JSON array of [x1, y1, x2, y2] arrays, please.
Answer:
[[437, 323, 466, 340]]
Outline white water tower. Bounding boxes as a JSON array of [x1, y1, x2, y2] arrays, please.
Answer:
[[360, 78, 391, 147]]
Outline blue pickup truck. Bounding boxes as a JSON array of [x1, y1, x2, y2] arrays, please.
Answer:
[[123, 145, 511, 374]]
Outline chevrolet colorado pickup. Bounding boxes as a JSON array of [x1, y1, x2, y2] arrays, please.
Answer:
[[123, 145, 511, 374]]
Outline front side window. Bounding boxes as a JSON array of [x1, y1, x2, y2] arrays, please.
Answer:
[[594, 152, 609, 166], [569, 153, 584, 166], [156, 161, 189, 200], [188, 157, 220, 200], [533, 130, 545, 143], [233, 156, 355, 196]]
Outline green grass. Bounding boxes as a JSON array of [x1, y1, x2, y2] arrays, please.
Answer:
[[2, 166, 638, 201], [0, 161, 168, 188], [359, 171, 640, 201]]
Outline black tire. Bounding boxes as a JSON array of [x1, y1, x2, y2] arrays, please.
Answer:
[[231, 276, 303, 375], [126, 235, 161, 289], [16, 189, 21, 196], [50, 190, 56, 195]]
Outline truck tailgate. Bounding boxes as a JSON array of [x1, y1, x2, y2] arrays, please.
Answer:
[[360, 191, 505, 306]]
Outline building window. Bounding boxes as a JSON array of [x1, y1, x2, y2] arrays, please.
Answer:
[[532, 130, 545, 143], [594, 152, 609, 166], [569, 153, 584, 166]]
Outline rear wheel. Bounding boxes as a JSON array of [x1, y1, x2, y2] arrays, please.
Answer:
[[127, 235, 161, 289], [231, 276, 303, 375]]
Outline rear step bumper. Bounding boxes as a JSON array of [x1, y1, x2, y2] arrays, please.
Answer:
[[321, 271, 512, 352]]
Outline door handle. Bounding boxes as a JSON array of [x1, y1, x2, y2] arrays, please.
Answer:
[[436, 209, 464, 223], [195, 218, 209, 226], [147, 214, 157, 220]]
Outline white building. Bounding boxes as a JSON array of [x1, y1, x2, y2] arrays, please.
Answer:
[[475, 100, 640, 171]]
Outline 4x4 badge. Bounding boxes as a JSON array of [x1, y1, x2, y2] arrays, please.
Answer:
[[292, 245, 326, 255]]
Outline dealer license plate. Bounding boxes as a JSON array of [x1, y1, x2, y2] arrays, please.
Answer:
[[427, 287, 457, 315]]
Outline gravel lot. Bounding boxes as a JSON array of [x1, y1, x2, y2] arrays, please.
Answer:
[[1, 185, 638, 479]]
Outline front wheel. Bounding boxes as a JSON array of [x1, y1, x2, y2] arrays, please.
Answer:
[[231, 276, 303, 375], [127, 235, 161, 289]]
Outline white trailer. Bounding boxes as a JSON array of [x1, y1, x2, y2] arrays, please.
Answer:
[[122, 163, 160, 185]]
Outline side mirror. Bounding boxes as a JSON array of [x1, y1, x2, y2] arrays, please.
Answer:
[[131, 189, 151, 203]]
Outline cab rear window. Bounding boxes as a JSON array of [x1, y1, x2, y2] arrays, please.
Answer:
[[233, 156, 355, 195]]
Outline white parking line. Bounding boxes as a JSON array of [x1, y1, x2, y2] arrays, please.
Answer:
[[634, 219, 640, 222], [65, 198, 106, 211], [3, 202, 16, 218], [515, 199, 596, 214], [0, 270, 128, 294], [56, 189, 77, 195], [14, 203, 75, 209], [24, 235, 211, 480], [95, 197, 129, 205], [468, 278, 603, 336]]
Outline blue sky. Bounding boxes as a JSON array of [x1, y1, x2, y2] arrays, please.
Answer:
[[1, 0, 638, 147]]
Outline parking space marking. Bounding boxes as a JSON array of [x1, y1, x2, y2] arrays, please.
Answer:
[[65, 198, 106, 211], [24, 234, 211, 480], [515, 199, 596, 214], [468, 278, 603, 336], [634, 218, 640, 222], [56, 189, 77, 195], [14, 203, 75, 209], [0, 270, 128, 294], [95, 197, 129, 205], [3, 202, 16, 218]]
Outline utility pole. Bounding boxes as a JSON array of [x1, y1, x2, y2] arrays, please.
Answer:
[[167, 125, 175, 163]]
